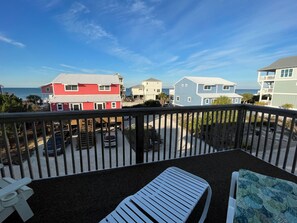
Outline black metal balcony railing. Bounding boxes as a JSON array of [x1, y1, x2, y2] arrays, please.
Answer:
[[0, 104, 296, 180]]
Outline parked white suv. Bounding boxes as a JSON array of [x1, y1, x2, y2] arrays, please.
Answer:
[[104, 132, 117, 148]]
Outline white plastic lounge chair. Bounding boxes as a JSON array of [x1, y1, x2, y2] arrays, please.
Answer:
[[0, 165, 34, 222], [100, 167, 212, 223], [226, 172, 238, 223]]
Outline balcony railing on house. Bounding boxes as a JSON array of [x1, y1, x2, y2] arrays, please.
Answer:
[[0, 104, 297, 180]]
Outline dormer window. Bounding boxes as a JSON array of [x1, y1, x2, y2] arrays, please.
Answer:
[[65, 85, 78, 91], [223, 85, 230, 90], [204, 85, 212, 90], [99, 85, 111, 91]]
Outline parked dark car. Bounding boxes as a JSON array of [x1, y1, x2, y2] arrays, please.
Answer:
[[43, 132, 70, 156], [104, 131, 117, 148]]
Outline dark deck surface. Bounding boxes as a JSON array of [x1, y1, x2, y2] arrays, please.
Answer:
[[5, 149, 297, 223]]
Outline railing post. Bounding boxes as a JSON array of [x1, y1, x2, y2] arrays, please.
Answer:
[[135, 114, 144, 164], [234, 106, 245, 149]]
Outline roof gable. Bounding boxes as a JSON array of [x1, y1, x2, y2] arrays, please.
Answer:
[[259, 56, 297, 71]]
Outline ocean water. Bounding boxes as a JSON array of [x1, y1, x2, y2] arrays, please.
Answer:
[[235, 89, 259, 95], [2, 88, 43, 100]]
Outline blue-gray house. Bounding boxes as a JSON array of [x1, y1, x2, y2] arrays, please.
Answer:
[[173, 76, 242, 106]]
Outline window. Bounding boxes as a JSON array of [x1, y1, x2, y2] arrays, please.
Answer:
[[57, 103, 63, 111], [281, 69, 293, 78], [204, 98, 209, 104], [111, 102, 116, 109], [70, 103, 81, 111], [187, 97, 191, 102], [176, 96, 180, 101], [46, 87, 50, 92], [223, 85, 230, 90], [185, 84, 188, 87], [181, 84, 184, 87], [234, 98, 238, 103], [95, 103, 105, 110], [204, 85, 211, 90], [99, 85, 110, 91], [157, 89, 160, 92], [65, 85, 78, 91]]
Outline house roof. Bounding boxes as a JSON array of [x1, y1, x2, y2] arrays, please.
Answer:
[[259, 56, 297, 71], [49, 95, 121, 103], [184, 76, 236, 85], [52, 74, 121, 85], [143, 78, 161, 82], [199, 93, 242, 98], [131, 85, 144, 89]]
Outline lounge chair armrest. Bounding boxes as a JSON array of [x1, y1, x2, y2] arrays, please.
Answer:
[[229, 172, 238, 198], [0, 178, 32, 199]]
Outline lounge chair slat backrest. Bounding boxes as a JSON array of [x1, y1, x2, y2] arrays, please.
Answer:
[[100, 167, 212, 223]]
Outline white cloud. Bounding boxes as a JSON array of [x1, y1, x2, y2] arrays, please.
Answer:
[[58, 2, 114, 41], [0, 34, 26, 48]]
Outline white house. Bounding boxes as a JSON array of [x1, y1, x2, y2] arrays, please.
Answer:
[[131, 78, 162, 101]]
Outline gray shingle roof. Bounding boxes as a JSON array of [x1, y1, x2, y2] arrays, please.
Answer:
[[143, 78, 161, 82], [131, 85, 144, 89], [52, 74, 120, 85], [259, 56, 297, 71]]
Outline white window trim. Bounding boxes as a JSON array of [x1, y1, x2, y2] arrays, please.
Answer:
[[65, 85, 79, 91], [176, 96, 180, 101], [204, 98, 209, 104], [234, 98, 238, 103], [111, 102, 117, 109], [99, 85, 111, 91], [57, 103, 63, 111], [95, 102, 106, 110], [203, 85, 212, 90], [223, 85, 230, 90], [187, 97, 191, 102], [281, 69, 293, 78], [70, 103, 82, 111]]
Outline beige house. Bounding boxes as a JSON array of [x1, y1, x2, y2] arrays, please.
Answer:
[[131, 78, 162, 101], [258, 56, 297, 107], [131, 85, 144, 99]]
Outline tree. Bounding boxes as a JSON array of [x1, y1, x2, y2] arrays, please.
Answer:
[[158, 92, 169, 106], [281, 103, 294, 109], [241, 93, 253, 104], [212, 96, 232, 105], [26, 95, 42, 105], [0, 93, 24, 112]]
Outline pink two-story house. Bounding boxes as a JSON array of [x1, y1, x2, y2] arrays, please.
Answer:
[[41, 74, 122, 111]]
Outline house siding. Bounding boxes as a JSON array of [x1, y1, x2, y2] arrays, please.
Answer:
[[174, 78, 201, 106], [273, 80, 297, 94], [53, 83, 120, 95], [272, 94, 297, 108], [197, 84, 216, 93], [41, 84, 53, 94], [216, 85, 235, 93]]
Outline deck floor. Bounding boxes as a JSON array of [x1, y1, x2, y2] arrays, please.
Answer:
[[5, 149, 297, 223]]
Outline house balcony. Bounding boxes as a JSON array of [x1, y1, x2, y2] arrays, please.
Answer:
[[1, 105, 297, 222], [258, 87, 274, 94], [257, 74, 276, 82]]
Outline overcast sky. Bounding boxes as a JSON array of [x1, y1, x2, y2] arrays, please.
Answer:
[[1, 0, 297, 88]]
